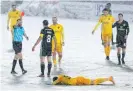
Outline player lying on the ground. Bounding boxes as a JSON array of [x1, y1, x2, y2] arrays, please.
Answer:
[[52, 75, 115, 85]]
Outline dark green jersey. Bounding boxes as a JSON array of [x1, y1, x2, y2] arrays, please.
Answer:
[[112, 20, 129, 37]]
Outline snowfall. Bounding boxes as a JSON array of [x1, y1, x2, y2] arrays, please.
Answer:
[[0, 15, 133, 91]]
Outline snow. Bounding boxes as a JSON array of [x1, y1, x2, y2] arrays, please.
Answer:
[[0, 15, 133, 91]]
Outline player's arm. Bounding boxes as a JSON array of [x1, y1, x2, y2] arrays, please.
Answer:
[[52, 78, 61, 85], [7, 12, 10, 30], [92, 16, 102, 34], [112, 22, 117, 28], [52, 30, 57, 50], [61, 26, 65, 45], [32, 33, 43, 51], [126, 22, 130, 35]]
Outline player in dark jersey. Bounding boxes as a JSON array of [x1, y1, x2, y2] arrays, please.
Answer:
[[112, 13, 129, 65], [32, 20, 56, 77]]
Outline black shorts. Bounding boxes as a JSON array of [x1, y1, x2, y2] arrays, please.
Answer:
[[40, 46, 52, 57], [116, 36, 126, 48], [13, 41, 22, 54]]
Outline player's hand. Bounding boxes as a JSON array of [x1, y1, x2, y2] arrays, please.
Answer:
[[7, 26, 9, 30], [125, 35, 128, 39], [92, 30, 95, 35], [62, 42, 65, 46], [32, 46, 35, 51], [26, 36, 29, 40]]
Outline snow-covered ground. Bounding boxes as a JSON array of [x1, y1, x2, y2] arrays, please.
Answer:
[[0, 15, 133, 91]]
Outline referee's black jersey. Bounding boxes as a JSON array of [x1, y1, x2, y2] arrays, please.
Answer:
[[112, 20, 129, 37], [40, 27, 55, 49]]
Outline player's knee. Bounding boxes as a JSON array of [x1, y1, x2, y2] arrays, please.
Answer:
[[18, 53, 22, 59], [59, 54, 62, 58], [52, 52, 56, 56], [40, 57, 44, 63]]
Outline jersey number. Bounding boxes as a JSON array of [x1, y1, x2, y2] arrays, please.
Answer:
[[47, 35, 51, 43]]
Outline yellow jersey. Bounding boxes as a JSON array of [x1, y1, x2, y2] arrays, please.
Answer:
[[93, 14, 115, 35], [49, 24, 64, 44], [8, 10, 22, 26], [53, 75, 91, 85]]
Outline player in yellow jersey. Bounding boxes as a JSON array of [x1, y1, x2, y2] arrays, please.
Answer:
[[49, 17, 64, 68], [92, 8, 115, 60], [7, 4, 22, 39], [52, 75, 115, 85]]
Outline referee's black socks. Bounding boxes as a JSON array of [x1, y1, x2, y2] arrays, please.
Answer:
[[11, 59, 17, 72]]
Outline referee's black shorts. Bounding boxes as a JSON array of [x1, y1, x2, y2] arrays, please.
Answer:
[[13, 41, 22, 54]]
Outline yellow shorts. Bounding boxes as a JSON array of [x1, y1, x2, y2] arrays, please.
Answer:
[[10, 24, 15, 31], [102, 34, 112, 43], [75, 76, 91, 85], [52, 43, 62, 53]]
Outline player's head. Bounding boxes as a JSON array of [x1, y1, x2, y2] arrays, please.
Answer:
[[52, 17, 58, 24], [17, 19, 22, 26], [53, 76, 58, 82], [118, 13, 123, 21], [103, 8, 109, 16], [12, 4, 16, 11], [43, 20, 49, 27], [105, 3, 111, 9]]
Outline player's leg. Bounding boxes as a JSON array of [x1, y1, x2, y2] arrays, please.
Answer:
[[47, 56, 52, 77], [102, 35, 110, 60], [52, 42, 57, 67], [117, 47, 121, 65], [38, 48, 46, 77], [101, 33, 104, 45], [93, 76, 115, 85], [57, 44, 63, 68], [121, 39, 126, 64]]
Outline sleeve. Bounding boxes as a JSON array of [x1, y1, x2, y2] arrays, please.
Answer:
[[112, 16, 115, 23], [40, 29, 44, 38], [61, 25, 64, 42], [52, 79, 61, 85], [52, 30, 55, 37], [126, 22, 130, 35], [22, 27, 25, 35], [112, 22, 117, 28], [7, 12, 10, 24]]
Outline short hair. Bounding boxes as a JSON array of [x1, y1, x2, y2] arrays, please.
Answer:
[[107, 3, 111, 6], [12, 4, 16, 7], [53, 77, 58, 82], [43, 20, 49, 25], [103, 8, 109, 12], [118, 13, 123, 17]]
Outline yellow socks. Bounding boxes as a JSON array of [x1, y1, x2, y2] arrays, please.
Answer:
[[104, 46, 111, 56], [107, 46, 111, 56], [104, 47, 108, 56], [53, 59, 57, 66], [93, 78, 108, 85]]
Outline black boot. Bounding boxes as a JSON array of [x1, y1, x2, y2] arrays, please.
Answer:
[[106, 56, 110, 60], [11, 59, 17, 74], [117, 54, 121, 65]]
